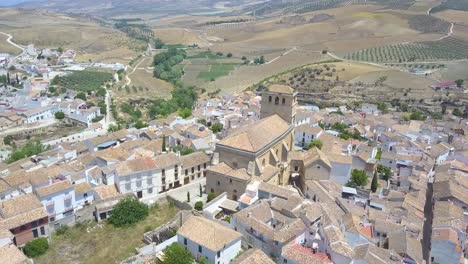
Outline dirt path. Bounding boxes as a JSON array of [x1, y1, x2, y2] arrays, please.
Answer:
[[125, 57, 147, 86], [0, 31, 25, 57], [265, 47, 297, 64]]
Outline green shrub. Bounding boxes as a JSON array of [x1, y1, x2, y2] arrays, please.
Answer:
[[161, 243, 194, 264], [23, 237, 49, 258], [54, 111, 65, 120], [108, 197, 149, 227], [207, 192, 216, 202], [194, 201, 203, 211]]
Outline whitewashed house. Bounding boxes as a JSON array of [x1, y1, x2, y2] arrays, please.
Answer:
[[294, 124, 323, 148], [177, 216, 242, 264], [35, 180, 76, 224], [113, 157, 159, 199], [74, 182, 94, 209], [22, 105, 57, 124]]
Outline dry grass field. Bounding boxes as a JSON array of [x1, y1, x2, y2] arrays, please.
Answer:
[[35, 203, 179, 264], [0, 33, 22, 55], [0, 8, 143, 63], [113, 56, 174, 101]]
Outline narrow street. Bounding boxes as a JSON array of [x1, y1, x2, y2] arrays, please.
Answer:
[[422, 173, 434, 263]]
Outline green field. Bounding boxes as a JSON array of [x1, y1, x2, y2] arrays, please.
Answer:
[[197, 64, 237, 81], [52, 70, 113, 92], [188, 51, 224, 59]]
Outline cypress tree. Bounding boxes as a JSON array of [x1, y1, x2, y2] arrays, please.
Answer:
[[371, 170, 378, 193]]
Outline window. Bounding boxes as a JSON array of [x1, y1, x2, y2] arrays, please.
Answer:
[[184, 238, 187, 245], [162, 169, 165, 177], [283, 259, 287, 263], [198, 245, 202, 253], [126, 183, 131, 191], [147, 178, 153, 185], [148, 188, 153, 194], [275, 97, 279, 105], [233, 189, 237, 193], [217, 251, 220, 258], [217, 181, 220, 186], [268, 96, 272, 102], [84, 193, 88, 198], [203, 163, 206, 169], [282, 98, 285, 105], [33, 229, 38, 238], [198, 165, 200, 171], [316, 165, 321, 169], [185, 169, 188, 175], [40, 226, 45, 236], [294, 166, 298, 171], [136, 181, 142, 188], [191, 167, 194, 173], [303, 132, 305, 137], [229, 179, 232, 184]]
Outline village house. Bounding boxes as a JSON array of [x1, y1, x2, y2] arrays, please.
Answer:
[[0, 194, 49, 247], [231, 197, 307, 258], [35, 180, 75, 226], [177, 216, 242, 264], [294, 124, 323, 148]]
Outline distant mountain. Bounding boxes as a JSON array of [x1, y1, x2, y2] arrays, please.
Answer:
[[0, 0, 43, 6], [15, 0, 258, 17]]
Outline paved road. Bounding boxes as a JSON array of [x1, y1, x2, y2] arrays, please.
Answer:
[[422, 179, 434, 263]]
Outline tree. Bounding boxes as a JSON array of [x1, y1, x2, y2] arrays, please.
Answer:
[[194, 201, 203, 211], [455, 79, 464, 88], [162, 136, 167, 152], [371, 171, 378, 193], [57, 47, 64, 53], [187, 191, 190, 202], [23, 237, 49, 258], [207, 192, 216, 203], [107, 197, 149, 227], [134, 120, 148, 129], [161, 243, 194, 264], [75, 92, 87, 101], [210, 123, 223, 133], [241, 56, 247, 61], [377, 164, 391, 181], [307, 139, 323, 150], [178, 107, 192, 119], [154, 38, 165, 49], [347, 169, 367, 188], [227, 52, 232, 58], [3, 135, 13, 146], [97, 87, 107, 97], [7, 141, 49, 164], [199, 184, 203, 197], [54, 111, 65, 120]]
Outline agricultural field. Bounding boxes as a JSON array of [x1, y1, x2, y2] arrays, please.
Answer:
[[407, 15, 451, 34], [51, 71, 113, 92], [430, 0, 468, 13], [197, 63, 238, 81], [35, 203, 179, 264], [344, 37, 468, 63], [0, 9, 143, 63], [113, 56, 174, 101], [433, 10, 468, 26]]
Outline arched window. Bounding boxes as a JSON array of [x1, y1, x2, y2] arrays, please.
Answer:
[[275, 97, 279, 105], [282, 98, 286, 104], [268, 96, 272, 102]]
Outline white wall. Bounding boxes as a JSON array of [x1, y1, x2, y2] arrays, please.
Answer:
[[177, 234, 241, 264], [40, 187, 75, 221]]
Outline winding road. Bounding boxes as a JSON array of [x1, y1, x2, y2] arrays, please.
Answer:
[[0, 32, 25, 58]]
